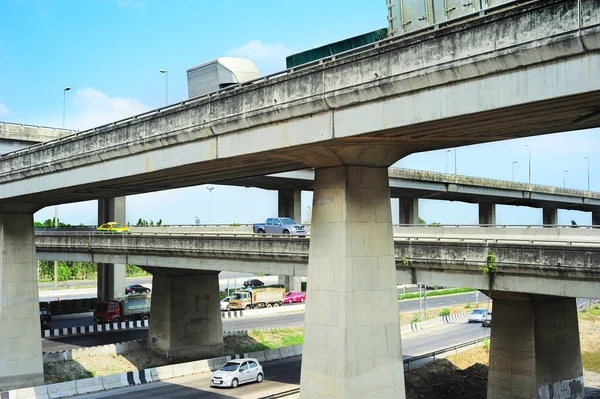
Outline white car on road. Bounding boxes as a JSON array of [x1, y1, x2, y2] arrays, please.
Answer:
[[220, 296, 231, 311], [211, 358, 264, 388], [468, 308, 488, 323]]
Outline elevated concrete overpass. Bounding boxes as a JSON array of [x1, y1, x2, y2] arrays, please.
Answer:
[[34, 228, 600, 299], [1, 1, 599, 397], [0, 121, 76, 153]]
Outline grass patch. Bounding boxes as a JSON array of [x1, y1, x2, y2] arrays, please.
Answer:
[[583, 351, 600, 373], [224, 327, 304, 355], [398, 288, 476, 301]]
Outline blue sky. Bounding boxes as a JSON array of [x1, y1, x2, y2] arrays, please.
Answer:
[[0, 1, 598, 226]]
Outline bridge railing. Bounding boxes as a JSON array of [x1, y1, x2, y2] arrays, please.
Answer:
[[0, 0, 529, 160]]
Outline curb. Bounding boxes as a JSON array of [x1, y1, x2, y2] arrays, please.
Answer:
[[43, 319, 149, 338]]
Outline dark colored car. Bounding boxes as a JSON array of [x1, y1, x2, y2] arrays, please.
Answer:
[[125, 284, 151, 294], [481, 312, 492, 327], [243, 279, 264, 288], [40, 308, 52, 329]]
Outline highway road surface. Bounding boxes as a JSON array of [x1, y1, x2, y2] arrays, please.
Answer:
[[55, 320, 491, 399], [46, 291, 488, 331]]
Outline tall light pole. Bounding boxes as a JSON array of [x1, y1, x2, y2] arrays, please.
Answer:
[[454, 148, 457, 175], [63, 87, 71, 128], [207, 186, 214, 224], [584, 157, 590, 191], [445, 149, 451, 173], [525, 144, 531, 184], [54, 205, 59, 290], [564, 170, 568, 188], [159, 69, 168, 106], [512, 161, 518, 181]]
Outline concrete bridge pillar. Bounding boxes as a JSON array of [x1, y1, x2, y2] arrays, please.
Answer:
[[278, 275, 302, 292], [97, 197, 126, 301], [478, 203, 496, 226], [300, 166, 405, 399], [0, 212, 44, 390], [592, 210, 600, 227], [146, 268, 224, 360], [542, 207, 558, 227], [278, 188, 302, 292], [488, 293, 583, 399], [278, 188, 302, 223], [399, 197, 419, 225]]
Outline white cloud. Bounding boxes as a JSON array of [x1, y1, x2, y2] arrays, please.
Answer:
[[71, 87, 149, 130], [227, 40, 294, 75], [0, 103, 10, 116], [116, 0, 144, 10]]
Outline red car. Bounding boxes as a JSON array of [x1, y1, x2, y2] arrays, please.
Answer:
[[284, 291, 306, 303]]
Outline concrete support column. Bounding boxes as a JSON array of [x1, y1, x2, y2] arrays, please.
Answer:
[[97, 197, 126, 301], [147, 269, 224, 360], [478, 203, 496, 226], [278, 188, 302, 222], [300, 166, 405, 399], [0, 213, 44, 390], [542, 207, 558, 227], [399, 197, 419, 225], [592, 210, 600, 227], [278, 275, 302, 292], [488, 294, 583, 399]]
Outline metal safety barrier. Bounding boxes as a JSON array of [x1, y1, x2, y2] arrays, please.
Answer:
[[259, 388, 300, 399]]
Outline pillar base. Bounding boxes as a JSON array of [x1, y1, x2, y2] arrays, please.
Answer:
[[146, 268, 224, 361], [488, 293, 583, 399]]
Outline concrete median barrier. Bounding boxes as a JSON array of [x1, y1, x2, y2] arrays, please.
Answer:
[[279, 346, 296, 359], [75, 377, 104, 395], [171, 362, 195, 378], [264, 348, 282, 362], [46, 381, 77, 399], [5, 386, 49, 399], [152, 365, 174, 381], [248, 350, 267, 363], [101, 373, 127, 390], [192, 359, 211, 374]]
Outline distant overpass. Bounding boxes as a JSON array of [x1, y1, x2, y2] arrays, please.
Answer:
[[0, 121, 75, 153]]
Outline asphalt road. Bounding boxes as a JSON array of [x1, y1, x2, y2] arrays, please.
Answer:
[[60, 321, 490, 399], [42, 294, 486, 353], [47, 292, 484, 331]]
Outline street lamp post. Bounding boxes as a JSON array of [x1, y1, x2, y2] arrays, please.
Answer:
[[525, 144, 531, 184], [63, 87, 71, 128], [207, 186, 214, 224], [584, 157, 590, 191], [160, 69, 168, 106], [454, 148, 457, 175], [564, 170, 569, 188], [54, 206, 59, 290], [512, 161, 518, 181], [445, 149, 451, 173]]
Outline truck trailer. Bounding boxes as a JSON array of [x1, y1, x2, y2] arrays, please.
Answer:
[[227, 288, 285, 311], [93, 294, 151, 324]]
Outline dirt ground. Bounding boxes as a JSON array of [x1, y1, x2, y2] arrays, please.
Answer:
[[404, 309, 600, 399]]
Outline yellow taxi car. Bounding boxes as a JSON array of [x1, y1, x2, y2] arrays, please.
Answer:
[[96, 222, 130, 233]]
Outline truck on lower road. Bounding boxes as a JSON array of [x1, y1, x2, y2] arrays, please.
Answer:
[[93, 294, 151, 324], [252, 217, 306, 236], [227, 288, 285, 310]]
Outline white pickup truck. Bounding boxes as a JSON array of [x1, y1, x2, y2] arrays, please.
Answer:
[[252, 217, 306, 236]]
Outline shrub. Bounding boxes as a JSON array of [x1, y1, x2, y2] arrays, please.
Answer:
[[439, 308, 450, 317], [465, 302, 472, 309], [410, 313, 419, 324], [483, 337, 490, 352]]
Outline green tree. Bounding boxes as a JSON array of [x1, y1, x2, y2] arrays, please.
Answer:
[[418, 217, 426, 225]]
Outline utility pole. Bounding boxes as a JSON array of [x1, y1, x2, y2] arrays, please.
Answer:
[[585, 157, 590, 191], [454, 148, 457, 175], [54, 206, 58, 290], [525, 144, 531, 184], [419, 285, 427, 321]]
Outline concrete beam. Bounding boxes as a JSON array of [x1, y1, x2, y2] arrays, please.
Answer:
[[478, 203, 496, 225], [543, 207, 558, 226], [399, 197, 419, 225], [97, 197, 126, 301], [277, 188, 301, 223], [146, 268, 224, 360], [278, 275, 302, 292], [488, 295, 583, 399], [300, 166, 405, 398], [0, 213, 44, 390]]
